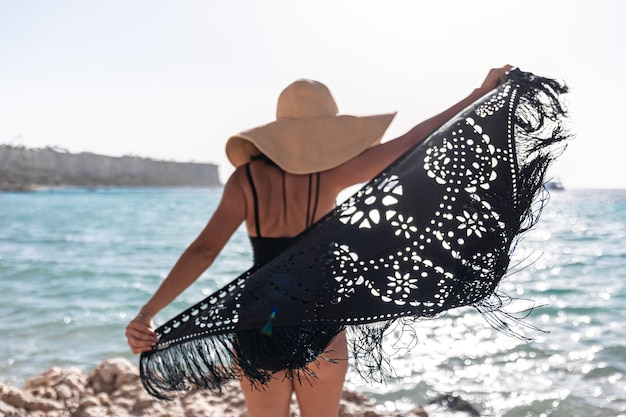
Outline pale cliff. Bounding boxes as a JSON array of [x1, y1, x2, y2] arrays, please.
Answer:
[[0, 146, 221, 191]]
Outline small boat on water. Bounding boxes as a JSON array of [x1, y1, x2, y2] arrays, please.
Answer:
[[545, 178, 565, 190]]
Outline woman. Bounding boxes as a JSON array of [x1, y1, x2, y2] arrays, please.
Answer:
[[126, 65, 512, 417]]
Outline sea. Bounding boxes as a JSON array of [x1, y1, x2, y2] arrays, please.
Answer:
[[0, 187, 624, 417]]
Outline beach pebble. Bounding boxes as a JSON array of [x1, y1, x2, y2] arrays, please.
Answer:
[[78, 396, 101, 408], [0, 397, 26, 417], [89, 358, 138, 394], [0, 357, 430, 417], [0, 383, 63, 412], [25, 366, 89, 404]]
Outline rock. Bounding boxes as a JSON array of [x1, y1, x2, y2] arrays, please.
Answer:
[[0, 383, 63, 412], [54, 384, 73, 400], [0, 396, 26, 417], [427, 393, 480, 417], [72, 406, 107, 417], [78, 396, 101, 408], [25, 366, 89, 403], [180, 384, 247, 417], [0, 358, 430, 417], [89, 358, 138, 394]]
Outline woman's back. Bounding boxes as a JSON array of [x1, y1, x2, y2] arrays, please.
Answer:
[[241, 160, 340, 239]]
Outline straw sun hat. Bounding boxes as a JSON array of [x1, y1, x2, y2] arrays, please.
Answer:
[[225, 79, 396, 175]]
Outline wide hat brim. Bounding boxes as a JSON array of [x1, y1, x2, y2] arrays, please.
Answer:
[[226, 113, 396, 174]]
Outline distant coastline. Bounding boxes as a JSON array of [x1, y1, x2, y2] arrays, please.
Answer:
[[0, 145, 221, 191]]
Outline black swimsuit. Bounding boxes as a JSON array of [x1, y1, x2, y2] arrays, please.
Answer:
[[239, 163, 336, 372], [245, 163, 320, 266]]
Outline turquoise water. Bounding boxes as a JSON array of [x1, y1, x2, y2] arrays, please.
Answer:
[[1, 187, 625, 416]]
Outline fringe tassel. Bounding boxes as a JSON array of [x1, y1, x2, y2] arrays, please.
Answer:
[[140, 333, 241, 400], [140, 323, 344, 400], [469, 68, 571, 335]]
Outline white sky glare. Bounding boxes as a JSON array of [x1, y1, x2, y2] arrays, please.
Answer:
[[1, 0, 624, 188]]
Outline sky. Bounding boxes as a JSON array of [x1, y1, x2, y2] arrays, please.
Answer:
[[0, 0, 624, 188]]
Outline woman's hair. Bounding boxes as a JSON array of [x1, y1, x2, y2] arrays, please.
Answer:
[[250, 153, 279, 168]]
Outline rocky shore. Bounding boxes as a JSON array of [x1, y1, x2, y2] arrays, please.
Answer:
[[0, 358, 429, 417], [0, 145, 221, 191]]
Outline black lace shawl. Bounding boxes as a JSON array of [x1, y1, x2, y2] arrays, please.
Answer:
[[139, 69, 571, 400]]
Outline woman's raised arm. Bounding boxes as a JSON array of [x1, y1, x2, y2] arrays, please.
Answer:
[[328, 65, 513, 189]]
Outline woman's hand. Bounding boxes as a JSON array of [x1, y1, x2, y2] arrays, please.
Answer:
[[479, 65, 514, 92], [125, 312, 158, 354]]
